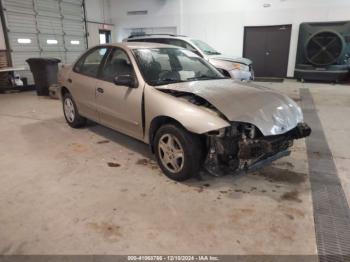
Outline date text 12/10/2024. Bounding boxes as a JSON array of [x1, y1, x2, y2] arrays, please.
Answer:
[[128, 256, 220, 261]]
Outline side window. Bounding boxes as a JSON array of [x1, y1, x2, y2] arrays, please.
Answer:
[[74, 47, 108, 78], [164, 39, 186, 48], [128, 39, 147, 43], [101, 48, 134, 82], [163, 39, 201, 56], [184, 42, 200, 54], [142, 38, 165, 44]]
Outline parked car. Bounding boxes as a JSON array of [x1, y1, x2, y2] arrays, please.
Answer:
[[58, 43, 311, 181], [124, 34, 254, 81]]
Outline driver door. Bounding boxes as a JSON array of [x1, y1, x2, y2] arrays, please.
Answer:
[[95, 47, 144, 140]]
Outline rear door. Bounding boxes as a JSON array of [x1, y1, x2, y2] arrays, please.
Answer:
[[95, 47, 144, 140], [69, 47, 109, 121]]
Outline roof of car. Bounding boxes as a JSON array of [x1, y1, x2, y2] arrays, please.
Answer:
[[126, 34, 190, 41], [100, 42, 180, 50]]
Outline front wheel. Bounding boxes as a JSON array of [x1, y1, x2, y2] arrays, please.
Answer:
[[63, 93, 86, 128], [154, 124, 203, 181]]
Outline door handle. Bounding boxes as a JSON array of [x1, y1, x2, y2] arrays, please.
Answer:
[[97, 87, 104, 94], [68, 78, 72, 83]]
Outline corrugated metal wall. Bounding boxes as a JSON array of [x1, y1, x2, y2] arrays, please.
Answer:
[[2, 0, 87, 84]]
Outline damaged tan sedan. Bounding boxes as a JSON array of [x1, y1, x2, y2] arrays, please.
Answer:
[[59, 43, 311, 181]]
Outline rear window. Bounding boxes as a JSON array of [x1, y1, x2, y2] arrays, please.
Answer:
[[128, 38, 164, 43], [128, 38, 201, 56]]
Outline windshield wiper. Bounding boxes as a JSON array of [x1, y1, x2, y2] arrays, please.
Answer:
[[153, 78, 185, 85], [205, 51, 221, 55], [187, 75, 224, 81]]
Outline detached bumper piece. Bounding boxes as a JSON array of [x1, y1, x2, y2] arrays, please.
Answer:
[[244, 150, 291, 173], [237, 136, 292, 173]]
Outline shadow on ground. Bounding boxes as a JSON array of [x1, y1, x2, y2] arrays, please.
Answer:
[[86, 120, 153, 159], [86, 121, 309, 201]]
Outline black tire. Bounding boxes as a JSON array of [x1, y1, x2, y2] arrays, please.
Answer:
[[62, 92, 86, 128], [154, 124, 203, 181]]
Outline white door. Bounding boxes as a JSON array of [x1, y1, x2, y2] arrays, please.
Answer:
[[2, 0, 87, 84]]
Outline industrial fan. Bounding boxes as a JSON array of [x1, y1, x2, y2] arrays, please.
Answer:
[[295, 21, 350, 82]]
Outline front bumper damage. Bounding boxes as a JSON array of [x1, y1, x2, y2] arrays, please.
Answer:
[[205, 123, 311, 176]]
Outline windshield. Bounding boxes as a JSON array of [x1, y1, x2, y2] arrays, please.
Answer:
[[133, 48, 225, 86], [190, 40, 221, 55]]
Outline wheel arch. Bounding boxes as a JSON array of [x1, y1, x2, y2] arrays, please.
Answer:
[[60, 86, 70, 100], [148, 116, 186, 153]]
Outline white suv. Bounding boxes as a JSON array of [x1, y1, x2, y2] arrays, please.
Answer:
[[124, 34, 254, 81]]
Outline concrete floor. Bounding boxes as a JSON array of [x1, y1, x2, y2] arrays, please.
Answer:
[[0, 80, 349, 255]]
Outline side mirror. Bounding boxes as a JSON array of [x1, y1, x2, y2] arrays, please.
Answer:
[[216, 68, 230, 78], [114, 75, 137, 88], [217, 68, 225, 74]]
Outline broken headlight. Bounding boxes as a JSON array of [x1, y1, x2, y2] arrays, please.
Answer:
[[232, 63, 250, 72]]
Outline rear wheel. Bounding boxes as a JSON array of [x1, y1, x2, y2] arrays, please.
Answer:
[[63, 93, 86, 128], [154, 124, 203, 181]]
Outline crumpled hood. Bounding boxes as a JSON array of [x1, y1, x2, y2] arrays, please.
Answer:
[[156, 79, 303, 136], [209, 55, 252, 66]]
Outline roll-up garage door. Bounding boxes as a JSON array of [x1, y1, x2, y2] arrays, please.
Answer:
[[1, 0, 87, 84]]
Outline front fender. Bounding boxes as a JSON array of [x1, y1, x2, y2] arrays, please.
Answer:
[[144, 86, 230, 143]]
